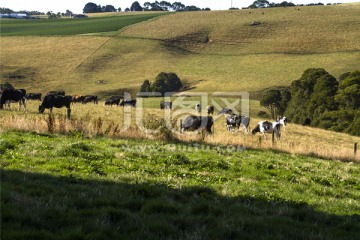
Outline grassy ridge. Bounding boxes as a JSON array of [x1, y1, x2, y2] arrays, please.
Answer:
[[1, 4, 359, 96], [1, 131, 359, 239], [0, 13, 167, 36]]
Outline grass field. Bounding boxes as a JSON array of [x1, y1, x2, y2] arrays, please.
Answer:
[[1, 4, 359, 96], [1, 131, 359, 239]]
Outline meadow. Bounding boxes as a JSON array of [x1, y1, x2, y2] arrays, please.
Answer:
[[1, 130, 360, 239]]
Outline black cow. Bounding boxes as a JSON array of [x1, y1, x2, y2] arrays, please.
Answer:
[[207, 105, 214, 115], [47, 91, 65, 96], [83, 95, 98, 104], [226, 114, 250, 133], [72, 95, 85, 103], [0, 89, 26, 111], [105, 96, 121, 106], [180, 116, 214, 134], [160, 101, 172, 110], [303, 118, 311, 126], [120, 99, 136, 107], [39, 94, 72, 114], [25, 93, 42, 101]]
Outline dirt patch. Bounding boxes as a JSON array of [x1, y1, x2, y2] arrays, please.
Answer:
[[0, 66, 38, 81]]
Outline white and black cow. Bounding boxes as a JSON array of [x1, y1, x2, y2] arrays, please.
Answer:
[[105, 96, 121, 106], [39, 94, 72, 114], [0, 89, 26, 111], [207, 105, 214, 115], [276, 116, 287, 130], [25, 93, 42, 101], [226, 114, 250, 133], [180, 115, 214, 134], [160, 101, 172, 110], [83, 95, 98, 104], [120, 99, 136, 107], [252, 121, 281, 140]]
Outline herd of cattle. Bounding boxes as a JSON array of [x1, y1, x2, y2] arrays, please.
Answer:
[[0, 88, 288, 139]]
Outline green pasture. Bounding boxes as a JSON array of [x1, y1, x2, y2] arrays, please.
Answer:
[[1, 131, 359, 239], [0, 13, 167, 36]]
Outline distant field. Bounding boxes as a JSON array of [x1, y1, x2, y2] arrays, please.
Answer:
[[0, 12, 167, 36], [1, 4, 359, 97]]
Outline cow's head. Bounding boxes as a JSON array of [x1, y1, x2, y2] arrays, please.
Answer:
[[38, 105, 45, 113], [251, 124, 260, 135]]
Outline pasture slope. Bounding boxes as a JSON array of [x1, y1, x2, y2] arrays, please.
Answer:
[[0, 4, 359, 96], [1, 3, 360, 239]]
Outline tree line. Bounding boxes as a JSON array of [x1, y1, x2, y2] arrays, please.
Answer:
[[83, 1, 210, 13], [260, 68, 360, 136]]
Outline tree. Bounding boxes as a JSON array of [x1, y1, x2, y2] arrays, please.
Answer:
[[83, 2, 99, 13], [172, 2, 185, 11], [130, 1, 143, 11], [151, 72, 182, 95], [140, 80, 152, 92], [260, 87, 290, 119], [103, 5, 116, 12], [335, 71, 360, 110]]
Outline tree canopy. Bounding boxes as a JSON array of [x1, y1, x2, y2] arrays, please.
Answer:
[[139, 72, 182, 96]]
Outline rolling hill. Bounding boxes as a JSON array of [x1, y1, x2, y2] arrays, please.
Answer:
[[1, 4, 359, 97]]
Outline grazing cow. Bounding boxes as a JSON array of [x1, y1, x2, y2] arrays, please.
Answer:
[[303, 118, 311, 126], [83, 95, 98, 104], [0, 89, 26, 111], [207, 105, 214, 115], [105, 96, 121, 106], [120, 99, 136, 107], [160, 101, 172, 110], [25, 93, 42, 101], [276, 116, 287, 130], [226, 114, 250, 133], [47, 91, 65, 96], [180, 115, 214, 134], [72, 95, 85, 103], [39, 94, 72, 114], [195, 103, 201, 114], [252, 121, 281, 140]]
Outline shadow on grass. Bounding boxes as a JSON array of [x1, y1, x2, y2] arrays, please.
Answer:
[[1, 169, 359, 240]]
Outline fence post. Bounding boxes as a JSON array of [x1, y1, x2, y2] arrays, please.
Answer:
[[272, 130, 275, 147], [355, 143, 358, 159]]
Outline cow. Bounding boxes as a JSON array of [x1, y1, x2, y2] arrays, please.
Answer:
[[105, 96, 121, 106], [160, 101, 172, 110], [276, 116, 287, 130], [120, 99, 136, 107], [72, 95, 85, 103], [303, 118, 311, 126], [83, 95, 98, 104], [25, 93, 42, 101], [195, 103, 201, 114], [207, 105, 214, 115], [180, 115, 214, 134], [252, 121, 281, 140], [0, 89, 26, 111], [39, 94, 72, 115], [226, 114, 250, 133], [47, 91, 65, 96]]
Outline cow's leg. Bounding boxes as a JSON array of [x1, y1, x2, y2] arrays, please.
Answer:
[[18, 101, 21, 111], [262, 132, 267, 139], [7, 100, 11, 109], [23, 99, 26, 111], [49, 108, 53, 114]]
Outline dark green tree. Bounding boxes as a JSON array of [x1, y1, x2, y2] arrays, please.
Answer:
[[335, 70, 360, 110], [151, 72, 182, 95], [103, 5, 116, 12], [260, 88, 291, 119], [83, 2, 99, 13], [140, 80, 151, 92], [172, 2, 185, 11], [130, 1, 143, 11]]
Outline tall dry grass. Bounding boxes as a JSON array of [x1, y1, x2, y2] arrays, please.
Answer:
[[1, 101, 359, 163]]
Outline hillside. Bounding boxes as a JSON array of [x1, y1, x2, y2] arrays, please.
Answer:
[[1, 4, 359, 97]]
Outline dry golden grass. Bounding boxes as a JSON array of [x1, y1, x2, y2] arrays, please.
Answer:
[[1, 101, 359, 162]]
